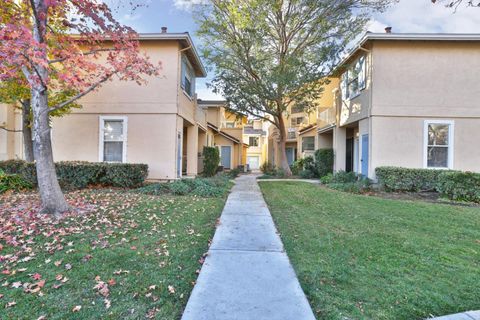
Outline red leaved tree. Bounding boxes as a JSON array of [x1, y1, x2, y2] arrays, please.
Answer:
[[0, 0, 160, 216]]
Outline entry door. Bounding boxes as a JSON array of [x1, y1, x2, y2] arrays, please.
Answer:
[[361, 134, 369, 177], [221, 146, 232, 169], [247, 156, 260, 170], [286, 148, 295, 166]]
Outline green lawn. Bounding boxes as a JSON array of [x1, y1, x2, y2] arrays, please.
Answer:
[[0, 189, 226, 319], [259, 182, 480, 320]]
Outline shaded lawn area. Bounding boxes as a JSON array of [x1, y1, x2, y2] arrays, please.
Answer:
[[0, 189, 226, 319], [259, 182, 480, 320]]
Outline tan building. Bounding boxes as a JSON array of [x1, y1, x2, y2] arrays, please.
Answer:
[[268, 79, 338, 166], [316, 32, 480, 179], [199, 100, 248, 170], [1, 32, 210, 180], [243, 119, 268, 170]]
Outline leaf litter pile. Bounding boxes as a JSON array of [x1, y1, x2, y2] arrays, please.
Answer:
[[0, 189, 226, 319]]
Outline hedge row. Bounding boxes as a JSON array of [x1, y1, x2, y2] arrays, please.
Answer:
[[0, 160, 148, 189], [376, 166, 480, 203]]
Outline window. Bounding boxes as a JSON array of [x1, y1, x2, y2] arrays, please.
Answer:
[[291, 117, 305, 126], [424, 120, 454, 169], [291, 105, 303, 114], [341, 55, 366, 100], [181, 55, 195, 97], [99, 116, 127, 163], [226, 121, 235, 128], [249, 136, 259, 147], [302, 136, 315, 152]]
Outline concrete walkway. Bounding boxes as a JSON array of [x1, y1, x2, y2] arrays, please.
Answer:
[[429, 311, 480, 320], [182, 175, 315, 320]]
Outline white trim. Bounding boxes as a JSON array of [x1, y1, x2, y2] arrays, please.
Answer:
[[99, 116, 128, 163], [423, 120, 454, 169]]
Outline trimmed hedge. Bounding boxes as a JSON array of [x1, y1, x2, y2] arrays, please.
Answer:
[[0, 169, 33, 193], [315, 148, 334, 178], [375, 166, 453, 192], [437, 171, 480, 203], [0, 160, 148, 189], [203, 147, 220, 177]]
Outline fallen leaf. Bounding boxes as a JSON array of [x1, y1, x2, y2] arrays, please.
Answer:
[[168, 285, 175, 294], [6, 301, 16, 308], [32, 273, 42, 280], [72, 305, 81, 312], [65, 264, 72, 270]]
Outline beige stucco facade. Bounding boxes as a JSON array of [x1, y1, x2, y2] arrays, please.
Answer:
[[317, 33, 480, 179], [2, 33, 210, 180]]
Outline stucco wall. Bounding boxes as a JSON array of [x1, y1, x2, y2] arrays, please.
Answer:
[[52, 113, 178, 180], [371, 116, 480, 173]]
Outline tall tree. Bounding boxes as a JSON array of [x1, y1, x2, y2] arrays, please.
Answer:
[[431, 0, 480, 8], [0, 0, 160, 215], [196, 0, 392, 175]]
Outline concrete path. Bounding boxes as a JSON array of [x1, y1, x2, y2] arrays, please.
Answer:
[[182, 175, 315, 320], [429, 311, 480, 320]]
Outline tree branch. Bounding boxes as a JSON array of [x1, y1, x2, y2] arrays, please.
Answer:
[[0, 126, 22, 133], [48, 71, 117, 113], [48, 48, 119, 64]]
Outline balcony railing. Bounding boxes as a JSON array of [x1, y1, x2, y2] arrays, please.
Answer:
[[318, 108, 336, 129], [287, 131, 297, 140]]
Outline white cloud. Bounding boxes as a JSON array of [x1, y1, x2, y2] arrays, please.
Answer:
[[372, 0, 480, 33], [173, 0, 207, 11]]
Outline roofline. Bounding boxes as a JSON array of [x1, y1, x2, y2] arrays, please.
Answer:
[[332, 32, 480, 75], [72, 32, 207, 77], [299, 125, 317, 135], [198, 100, 227, 107], [138, 33, 206, 77]]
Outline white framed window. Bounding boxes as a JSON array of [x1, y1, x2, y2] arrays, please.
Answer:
[[99, 116, 127, 163], [423, 120, 454, 169], [249, 136, 259, 147], [341, 55, 366, 100], [226, 121, 235, 128], [180, 55, 195, 98]]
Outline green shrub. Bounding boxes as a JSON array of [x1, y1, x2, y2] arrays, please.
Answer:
[[328, 179, 371, 194], [376, 166, 454, 192], [260, 161, 276, 175], [299, 169, 316, 179], [135, 174, 232, 198], [320, 173, 333, 184], [228, 168, 241, 179], [0, 160, 148, 190], [437, 171, 480, 203], [0, 169, 33, 193], [315, 148, 334, 178], [330, 170, 357, 183], [203, 147, 220, 177]]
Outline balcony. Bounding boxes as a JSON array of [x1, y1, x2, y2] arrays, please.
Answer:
[[318, 108, 336, 129], [287, 130, 297, 140]]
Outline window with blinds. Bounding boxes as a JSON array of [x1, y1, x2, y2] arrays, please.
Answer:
[[100, 117, 127, 163]]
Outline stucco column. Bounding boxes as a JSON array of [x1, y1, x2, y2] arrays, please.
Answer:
[[186, 125, 199, 176], [333, 127, 346, 172]]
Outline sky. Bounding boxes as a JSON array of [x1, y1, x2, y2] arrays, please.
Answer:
[[111, 0, 480, 100]]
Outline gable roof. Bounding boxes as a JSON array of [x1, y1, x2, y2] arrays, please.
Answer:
[[137, 33, 207, 77], [207, 122, 241, 144], [333, 32, 480, 75]]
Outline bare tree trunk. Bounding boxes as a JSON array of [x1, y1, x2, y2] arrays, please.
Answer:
[[277, 115, 292, 176], [31, 87, 69, 215], [29, 0, 69, 216], [21, 100, 34, 162]]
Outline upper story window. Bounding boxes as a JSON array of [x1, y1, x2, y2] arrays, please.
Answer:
[[291, 117, 305, 126], [100, 116, 127, 163], [341, 55, 366, 100], [424, 120, 454, 169], [226, 121, 236, 128], [291, 105, 304, 114], [249, 136, 259, 147], [181, 55, 195, 98]]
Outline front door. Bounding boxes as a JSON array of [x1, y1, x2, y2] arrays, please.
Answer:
[[247, 156, 260, 170], [286, 148, 295, 166], [221, 146, 232, 169], [361, 134, 369, 177]]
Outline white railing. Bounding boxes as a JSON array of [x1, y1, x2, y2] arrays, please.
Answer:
[[318, 108, 336, 129]]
